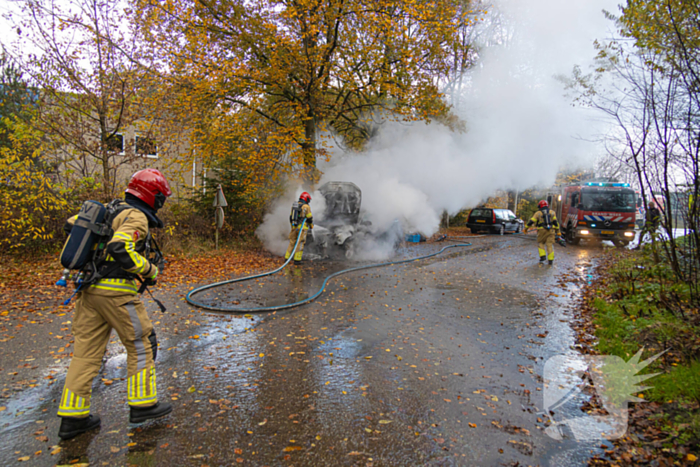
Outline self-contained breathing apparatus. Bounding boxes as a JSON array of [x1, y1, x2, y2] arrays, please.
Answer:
[[540, 207, 566, 247], [290, 201, 303, 228], [57, 199, 166, 309], [541, 208, 553, 230]]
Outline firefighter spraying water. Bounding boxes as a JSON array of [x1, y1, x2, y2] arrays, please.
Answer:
[[285, 191, 314, 264]]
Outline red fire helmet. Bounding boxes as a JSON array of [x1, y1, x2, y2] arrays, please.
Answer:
[[125, 169, 172, 209], [299, 192, 311, 203], [538, 200, 549, 209]]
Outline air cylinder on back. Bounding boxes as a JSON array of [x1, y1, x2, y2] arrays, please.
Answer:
[[59, 200, 108, 270]]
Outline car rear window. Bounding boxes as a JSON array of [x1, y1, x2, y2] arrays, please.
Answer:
[[470, 209, 491, 218]]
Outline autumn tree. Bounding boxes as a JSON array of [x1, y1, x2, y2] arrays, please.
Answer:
[[0, 50, 35, 151], [9, 0, 162, 195], [133, 0, 482, 187], [568, 0, 700, 300], [0, 114, 71, 252]]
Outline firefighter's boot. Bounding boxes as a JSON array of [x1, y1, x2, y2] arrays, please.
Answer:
[[539, 256, 546, 263], [548, 260, 554, 266], [130, 402, 173, 423], [58, 414, 101, 440]]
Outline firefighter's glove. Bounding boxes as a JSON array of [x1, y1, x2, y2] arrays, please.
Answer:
[[153, 253, 165, 272], [147, 265, 159, 283]]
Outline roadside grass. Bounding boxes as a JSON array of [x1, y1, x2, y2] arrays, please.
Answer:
[[593, 249, 700, 404], [590, 245, 700, 455]]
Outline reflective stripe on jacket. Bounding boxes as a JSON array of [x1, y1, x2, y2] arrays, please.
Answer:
[[64, 203, 156, 295], [527, 209, 560, 235]]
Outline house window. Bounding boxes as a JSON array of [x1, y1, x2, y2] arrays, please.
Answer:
[[106, 133, 124, 155], [135, 135, 158, 159]]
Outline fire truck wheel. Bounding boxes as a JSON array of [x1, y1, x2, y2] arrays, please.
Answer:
[[567, 228, 581, 245]]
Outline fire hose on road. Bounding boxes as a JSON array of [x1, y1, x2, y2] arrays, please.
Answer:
[[185, 219, 474, 313]]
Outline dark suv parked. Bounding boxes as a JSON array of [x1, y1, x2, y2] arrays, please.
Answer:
[[467, 208, 524, 235]]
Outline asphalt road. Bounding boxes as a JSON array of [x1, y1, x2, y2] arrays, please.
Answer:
[[0, 233, 610, 466]]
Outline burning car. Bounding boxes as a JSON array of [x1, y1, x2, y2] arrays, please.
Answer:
[[304, 182, 403, 260]]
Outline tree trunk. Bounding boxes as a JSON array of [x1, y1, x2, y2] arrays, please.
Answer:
[[301, 110, 317, 186], [98, 114, 111, 196]]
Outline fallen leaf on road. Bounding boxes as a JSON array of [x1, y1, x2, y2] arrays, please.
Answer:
[[378, 420, 391, 424], [110, 446, 120, 453], [283, 446, 302, 452]]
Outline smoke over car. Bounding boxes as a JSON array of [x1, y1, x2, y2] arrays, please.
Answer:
[[304, 182, 403, 261]]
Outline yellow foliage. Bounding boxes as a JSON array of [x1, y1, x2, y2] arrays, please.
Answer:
[[0, 118, 70, 251], [134, 0, 484, 189]]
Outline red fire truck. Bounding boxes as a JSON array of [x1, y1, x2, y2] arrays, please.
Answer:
[[547, 181, 638, 247]]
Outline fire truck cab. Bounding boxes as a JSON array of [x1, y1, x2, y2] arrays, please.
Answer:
[[548, 181, 638, 247]]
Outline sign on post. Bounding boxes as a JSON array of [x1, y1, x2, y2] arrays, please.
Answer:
[[213, 184, 228, 208], [215, 207, 225, 229], [213, 185, 227, 250]]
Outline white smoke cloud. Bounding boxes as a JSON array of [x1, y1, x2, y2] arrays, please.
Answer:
[[256, 186, 327, 256], [257, 0, 621, 258]]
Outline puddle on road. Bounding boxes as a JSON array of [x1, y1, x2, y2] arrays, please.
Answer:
[[533, 252, 618, 465], [1, 240, 615, 466]]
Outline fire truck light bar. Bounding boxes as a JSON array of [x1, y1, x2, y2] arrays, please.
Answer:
[[586, 182, 630, 187]]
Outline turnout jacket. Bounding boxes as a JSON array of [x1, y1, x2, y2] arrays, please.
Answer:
[[66, 202, 159, 296], [527, 209, 561, 236], [291, 202, 314, 230]]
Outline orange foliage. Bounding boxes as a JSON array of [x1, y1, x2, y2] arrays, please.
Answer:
[[133, 0, 484, 189]]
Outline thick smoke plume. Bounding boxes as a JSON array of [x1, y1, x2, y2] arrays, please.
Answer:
[[257, 0, 620, 258]]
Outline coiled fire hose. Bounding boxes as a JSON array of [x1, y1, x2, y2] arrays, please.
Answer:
[[185, 220, 474, 313]]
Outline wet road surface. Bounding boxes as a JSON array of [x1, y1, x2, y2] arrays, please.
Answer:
[[1, 234, 610, 466]]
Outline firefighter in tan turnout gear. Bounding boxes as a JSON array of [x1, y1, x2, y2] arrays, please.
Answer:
[[526, 200, 562, 265], [57, 169, 173, 440], [285, 191, 314, 264]]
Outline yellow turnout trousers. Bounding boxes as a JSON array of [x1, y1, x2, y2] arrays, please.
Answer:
[[58, 290, 158, 418], [537, 229, 556, 261], [285, 227, 308, 261]]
